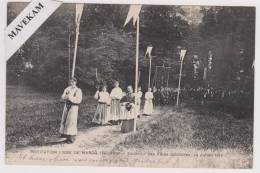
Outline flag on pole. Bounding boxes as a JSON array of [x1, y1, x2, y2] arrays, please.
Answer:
[[75, 4, 84, 25], [71, 4, 84, 78], [180, 50, 187, 61], [124, 5, 142, 26], [145, 46, 153, 57], [252, 60, 255, 69]]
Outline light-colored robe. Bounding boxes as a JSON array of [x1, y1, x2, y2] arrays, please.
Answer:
[[59, 86, 82, 135], [136, 91, 143, 115], [92, 91, 111, 124], [110, 87, 123, 120], [143, 91, 154, 115]]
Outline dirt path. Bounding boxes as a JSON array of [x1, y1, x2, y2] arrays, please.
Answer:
[[6, 107, 172, 165]]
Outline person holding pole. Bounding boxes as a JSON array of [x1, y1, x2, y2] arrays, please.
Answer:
[[59, 78, 82, 143], [124, 5, 142, 132], [120, 86, 137, 133]]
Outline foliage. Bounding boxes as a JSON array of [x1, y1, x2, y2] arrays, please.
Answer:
[[7, 4, 191, 92]]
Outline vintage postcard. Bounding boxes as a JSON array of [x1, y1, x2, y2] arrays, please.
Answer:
[[4, 0, 255, 169]]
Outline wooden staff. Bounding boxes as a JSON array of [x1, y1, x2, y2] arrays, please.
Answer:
[[148, 55, 152, 89], [68, 30, 71, 80], [71, 28, 79, 78], [134, 16, 140, 132]]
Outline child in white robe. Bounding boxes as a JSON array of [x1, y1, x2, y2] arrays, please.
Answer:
[[143, 88, 154, 116], [136, 86, 143, 116]]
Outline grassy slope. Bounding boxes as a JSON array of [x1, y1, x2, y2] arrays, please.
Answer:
[[6, 85, 96, 149], [117, 103, 253, 155]]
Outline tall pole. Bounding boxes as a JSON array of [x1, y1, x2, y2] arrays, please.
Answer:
[[71, 28, 79, 78], [148, 55, 152, 89], [176, 59, 183, 106], [138, 70, 141, 86], [134, 16, 140, 132], [166, 67, 170, 87], [68, 31, 71, 80], [95, 68, 98, 80]]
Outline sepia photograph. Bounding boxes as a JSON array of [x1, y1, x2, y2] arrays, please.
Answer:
[[5, 1, 255, 168]]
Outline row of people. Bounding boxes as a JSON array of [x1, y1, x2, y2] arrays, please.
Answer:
[[59, 79, 156, 143], [92, 81, 154, 127], [153, 86, 178, 106]]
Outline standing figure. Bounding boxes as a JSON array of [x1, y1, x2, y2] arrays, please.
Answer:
[[120, 86, 137, 133], [143, 88, 154, 116], [109, 81, 123, 123], [136, 86, 143, 116], [92, 86, 111, 125], [59, 78, 82, 143]]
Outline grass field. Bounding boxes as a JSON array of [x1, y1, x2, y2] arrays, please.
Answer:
[[6, 85, 254, 168], [114, 103, 253, 168], [6, 85, 97, 150]]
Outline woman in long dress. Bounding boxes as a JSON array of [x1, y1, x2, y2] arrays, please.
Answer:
[[143, 87, 154, 116], [109, 81, 123, 124], [120, 86, 137, 133], [92, 86, 111, 125]]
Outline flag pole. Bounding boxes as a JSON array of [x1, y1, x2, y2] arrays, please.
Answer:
[[71, 26, 79, 78], [68, 30, 71, 80], [134, 16, 140, 132], [176, 58, 184, 106], [95, 68, 98, 80], [166, 67, 170, 87], [148, 55, 152, 89]]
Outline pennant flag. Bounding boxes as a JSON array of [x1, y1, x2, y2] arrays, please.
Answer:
[[5, 0, 62, 60], [145, 46, 153, 57], [75, 4, 84, 25], [180, 50, 187, 61], [124, 5, 142, 26]]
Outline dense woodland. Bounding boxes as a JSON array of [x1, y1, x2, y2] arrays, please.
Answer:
[[7, 4, 255, 103]]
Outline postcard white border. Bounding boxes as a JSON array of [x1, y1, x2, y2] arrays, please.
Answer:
[[0, 0, 259, 173]]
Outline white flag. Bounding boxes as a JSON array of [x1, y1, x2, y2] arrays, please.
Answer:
[[5, 0, 62, 60], [124, 5, 142, 26], [252, 60, 255, 69], [75, 4, 84, 25], [180, 50, 187, 61], [145, 46, 153, 57]]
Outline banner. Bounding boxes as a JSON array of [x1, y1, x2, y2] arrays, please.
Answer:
[[124, 5, 142, 26], [145, 46, 153, 57], [180, 49, 187, 61], [5, 0, 62, 60], [75, 4, 84, 26]]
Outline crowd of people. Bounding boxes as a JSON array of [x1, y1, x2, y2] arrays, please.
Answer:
[[153, 86, 178, 106], [57, 77, 249, 144]]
